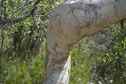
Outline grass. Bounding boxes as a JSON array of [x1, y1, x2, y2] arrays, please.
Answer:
[[1, 54, 44, 84], [0, 42, 92, 84]]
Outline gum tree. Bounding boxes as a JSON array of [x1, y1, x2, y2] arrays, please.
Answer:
[[45, 0, 126, 84]]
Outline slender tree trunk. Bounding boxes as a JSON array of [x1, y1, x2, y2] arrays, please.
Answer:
[[44, 28, 71, 84], [44, 47, 71, 84]]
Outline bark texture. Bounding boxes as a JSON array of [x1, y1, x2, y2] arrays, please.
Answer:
[[46, 0, 126, 84]]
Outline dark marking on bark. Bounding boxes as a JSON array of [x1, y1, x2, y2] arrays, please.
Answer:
[[69, 2, 102, 27], [120, 20, 124, 29], [115, 0, 119, 2]]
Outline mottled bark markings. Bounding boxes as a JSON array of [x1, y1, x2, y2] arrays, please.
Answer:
[[69, 6, 82, 27], [113, 0, 120, 19], [45, 36, 70, 84], [48, 45, 67, 70], [68, 2, 102, 28]]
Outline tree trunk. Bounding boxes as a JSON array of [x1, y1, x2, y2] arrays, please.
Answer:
[[46, 0, 126, 84], [44, 47, 71, 84], [44, 28, 71, 84]]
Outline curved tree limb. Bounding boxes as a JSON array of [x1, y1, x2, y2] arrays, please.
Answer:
[[46, 0, 126, 84]]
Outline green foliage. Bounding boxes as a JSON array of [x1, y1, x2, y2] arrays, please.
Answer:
[[0, 0, 62, 84], [1, 0, 126, 84], [1, 54, 44, 84], [70, 46, 92, 84], [92, 24, 126, 84], [70, 23, 126, 84]]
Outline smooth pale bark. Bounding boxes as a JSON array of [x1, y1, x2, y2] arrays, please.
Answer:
[[44, 31, 71, 84], [46, 0, 126, 84], [44, 40, 71, 84]]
